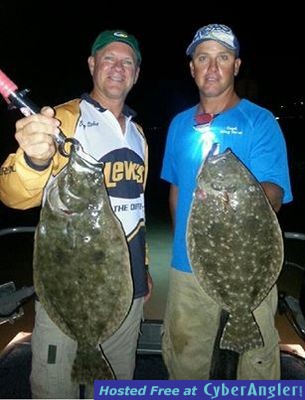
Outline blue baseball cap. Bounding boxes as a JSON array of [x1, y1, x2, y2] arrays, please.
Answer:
[[186, 24, 240, 57]]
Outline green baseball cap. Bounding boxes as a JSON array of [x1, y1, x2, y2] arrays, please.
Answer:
[[91, 30, 142, 64]]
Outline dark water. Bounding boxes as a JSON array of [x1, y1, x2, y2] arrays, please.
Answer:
[[277, 117, 305, 233]]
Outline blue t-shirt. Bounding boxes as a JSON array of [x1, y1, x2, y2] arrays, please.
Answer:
[[161, 99, 292, 273]]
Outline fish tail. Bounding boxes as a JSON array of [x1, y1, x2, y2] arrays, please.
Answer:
[[72, 344, 115, 384], [220, 312, 264, 354]]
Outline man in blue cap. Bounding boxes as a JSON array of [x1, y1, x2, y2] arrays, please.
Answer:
[[161, 24, 292, 379], [1, 29, 152, 398]]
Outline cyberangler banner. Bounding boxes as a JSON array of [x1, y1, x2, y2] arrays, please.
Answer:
[[94, 380, 304, 400]]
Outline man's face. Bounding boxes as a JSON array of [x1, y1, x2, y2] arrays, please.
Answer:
[[190, 40, 241, 98], [88, 42, 140, 101]]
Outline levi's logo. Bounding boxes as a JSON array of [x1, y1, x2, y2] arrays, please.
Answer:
[[103, 161, 145, 187]]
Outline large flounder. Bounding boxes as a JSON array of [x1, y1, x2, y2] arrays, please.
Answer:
[[187, 148, 283, 353], [33, 143, 133, 383]]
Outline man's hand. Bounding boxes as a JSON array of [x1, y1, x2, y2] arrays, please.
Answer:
[[144, 271, 153, 303], [261, 182, 283, 213], [15, 106, 61, 166]]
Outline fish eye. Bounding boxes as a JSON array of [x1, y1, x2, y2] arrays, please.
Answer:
[[211, 182, 223, 191]]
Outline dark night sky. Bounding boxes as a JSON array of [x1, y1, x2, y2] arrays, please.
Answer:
[[0, 1, 303, 126]]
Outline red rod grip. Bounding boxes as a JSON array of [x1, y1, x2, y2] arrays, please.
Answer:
[[0, 69, 18, 99]]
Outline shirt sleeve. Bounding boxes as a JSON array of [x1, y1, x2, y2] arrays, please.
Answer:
[[249, 112, 292, 204], [0, 148, 53, 209]]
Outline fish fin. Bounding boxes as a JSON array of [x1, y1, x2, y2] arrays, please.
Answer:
[[71, 344, 115, 384], [220, 312, 264, 354]]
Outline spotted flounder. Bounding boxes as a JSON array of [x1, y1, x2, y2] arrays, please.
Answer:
[[33, 143, 133, 382], [187, 148, 283, 353]]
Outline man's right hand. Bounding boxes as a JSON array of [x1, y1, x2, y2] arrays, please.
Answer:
[[15, 106, 61, 166]]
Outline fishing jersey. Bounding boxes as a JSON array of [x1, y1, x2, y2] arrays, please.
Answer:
[[0, 95, 148, 298], [161, 98, 292, 273]]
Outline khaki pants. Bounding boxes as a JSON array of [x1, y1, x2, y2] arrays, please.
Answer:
[[31, 298, 144, 399], [162, 268, 280, 380]]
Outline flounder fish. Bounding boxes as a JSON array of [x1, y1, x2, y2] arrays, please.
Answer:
[[33, 142, 133, 383], [187, 147, 283, 353]]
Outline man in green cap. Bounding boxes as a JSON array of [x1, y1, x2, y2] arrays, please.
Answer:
[[0, 29, 152, 398]]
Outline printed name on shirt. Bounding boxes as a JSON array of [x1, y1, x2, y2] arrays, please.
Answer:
[[79, 119, 99, 129], [113, 202, 143, 213], [0, 165, 16, 175], [220, 126, 243, 135], [103, 161, 145, 188]]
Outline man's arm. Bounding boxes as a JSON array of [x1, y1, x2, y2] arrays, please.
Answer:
[[261, 182, 283, 213], [169, 183, 178, 228], [144, 272, 153, 303]]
